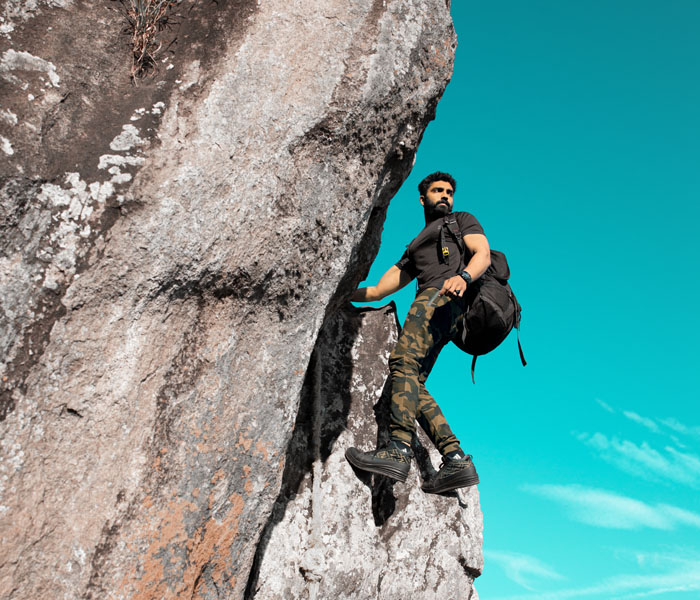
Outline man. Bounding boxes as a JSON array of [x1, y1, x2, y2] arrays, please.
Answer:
[[346, 172, 491, 494]]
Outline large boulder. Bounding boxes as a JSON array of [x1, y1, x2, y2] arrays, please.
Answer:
[[0, 0, 475, 598]]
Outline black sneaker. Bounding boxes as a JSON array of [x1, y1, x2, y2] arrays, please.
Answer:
[[345, 441, 412, 482], [421, 454, 479, 494]]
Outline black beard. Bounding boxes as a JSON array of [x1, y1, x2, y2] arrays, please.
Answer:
[[424, 201, 450, 222]]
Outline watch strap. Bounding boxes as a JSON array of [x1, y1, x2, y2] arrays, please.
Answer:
[[460, 270, 472, 285]]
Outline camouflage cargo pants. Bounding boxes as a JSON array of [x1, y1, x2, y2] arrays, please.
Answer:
[[389, 287, 466, 455]]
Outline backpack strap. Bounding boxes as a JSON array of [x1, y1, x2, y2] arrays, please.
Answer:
[[439, 214, 465, 265], [444, 214, 465, 253], [472, 330, 526, 384], [517, 326, 527, 366], [512, 292, 527, 367], [438, 222, 450, 264]]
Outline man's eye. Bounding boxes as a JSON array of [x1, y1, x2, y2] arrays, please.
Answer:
[[432, 187, 453, 196]]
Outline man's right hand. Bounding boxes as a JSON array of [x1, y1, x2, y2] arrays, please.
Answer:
[[351, 266, 413, 302], [351, 288, 372, 302], [438, 274, 467, 298]]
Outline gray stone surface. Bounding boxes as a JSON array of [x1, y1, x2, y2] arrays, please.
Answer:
[[0, 0, 473, 598], [248, 305, 483, 600]]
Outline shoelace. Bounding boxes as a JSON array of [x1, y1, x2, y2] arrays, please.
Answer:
[[443, 454, 472, 467]]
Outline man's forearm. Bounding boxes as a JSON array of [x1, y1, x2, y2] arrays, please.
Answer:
[[352, 265, 411, 303], [352, 286, 380, 302], [463, 251, 491, 281]]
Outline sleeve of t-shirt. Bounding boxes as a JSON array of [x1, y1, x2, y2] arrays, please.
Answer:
[[395, 247, 418, 279], [456, 212, 485, 236]]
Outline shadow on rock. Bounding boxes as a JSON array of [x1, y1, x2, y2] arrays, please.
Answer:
[[245, 305, 364, 598]]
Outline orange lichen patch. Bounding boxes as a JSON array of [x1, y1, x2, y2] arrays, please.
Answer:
[[254, 440, 271, 461], [192, 488, 200, 498], [241, 466, 253, 494], [194, 580, 208, 597], [431, 45, 447, 68], [211, 469, 225, 485], [210, 494, 245, 584], [186, 493, 245, 599], [196, 443, 210, 454], [237, 434, 253, 452], [120, 497, 199, 599], [152, 446, 169, 471]]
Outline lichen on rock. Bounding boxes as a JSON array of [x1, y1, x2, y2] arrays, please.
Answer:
[[0, 0, 477, 598]]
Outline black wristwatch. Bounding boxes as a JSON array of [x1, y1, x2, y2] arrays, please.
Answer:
[[459, 270, 472, 285]]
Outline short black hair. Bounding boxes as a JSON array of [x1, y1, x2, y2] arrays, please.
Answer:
[[418, 172, 457, 197]]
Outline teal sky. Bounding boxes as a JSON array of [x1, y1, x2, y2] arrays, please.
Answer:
[[356, 2, 700, 598]]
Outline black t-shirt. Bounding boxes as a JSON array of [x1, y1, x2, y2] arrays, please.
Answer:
[[395, 211, 484, 293]]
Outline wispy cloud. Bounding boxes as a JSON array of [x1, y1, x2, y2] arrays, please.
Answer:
[[489, 553, 700, 600], [486, 550, 565, 590], [659, 417, 700, 439], [595, 398, 615, 413], [576, 432, 700, 488], [521, 484, 700, 530], [590, 402, 700, 443], [657, 504, 700, 528], [623, 411, 660, 433], [666, 446, 700, 474]]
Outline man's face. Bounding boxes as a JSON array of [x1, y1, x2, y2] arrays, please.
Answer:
[[421, 180, 454, 216]]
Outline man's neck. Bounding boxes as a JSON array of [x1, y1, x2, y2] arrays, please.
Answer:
[[424, 210, 451, 226]]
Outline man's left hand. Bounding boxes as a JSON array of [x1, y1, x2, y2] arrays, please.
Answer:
[[438, 275, 467, 297]]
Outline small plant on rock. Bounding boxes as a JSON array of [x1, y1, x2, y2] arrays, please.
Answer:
[[123, 0, 176, 80]]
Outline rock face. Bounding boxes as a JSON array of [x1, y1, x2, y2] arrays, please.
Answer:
[[0, 0, 480, 598], [248, 304, 483, 599]]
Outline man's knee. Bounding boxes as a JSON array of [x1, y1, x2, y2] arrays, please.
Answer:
[[389, 352, 422, 378]]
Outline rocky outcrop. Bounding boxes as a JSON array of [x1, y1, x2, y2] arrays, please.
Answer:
[[0, 0, 477, 598], [248, 304, 483, 599]]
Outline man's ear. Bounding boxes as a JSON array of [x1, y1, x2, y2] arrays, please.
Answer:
[[419, 195, 425, 206]]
